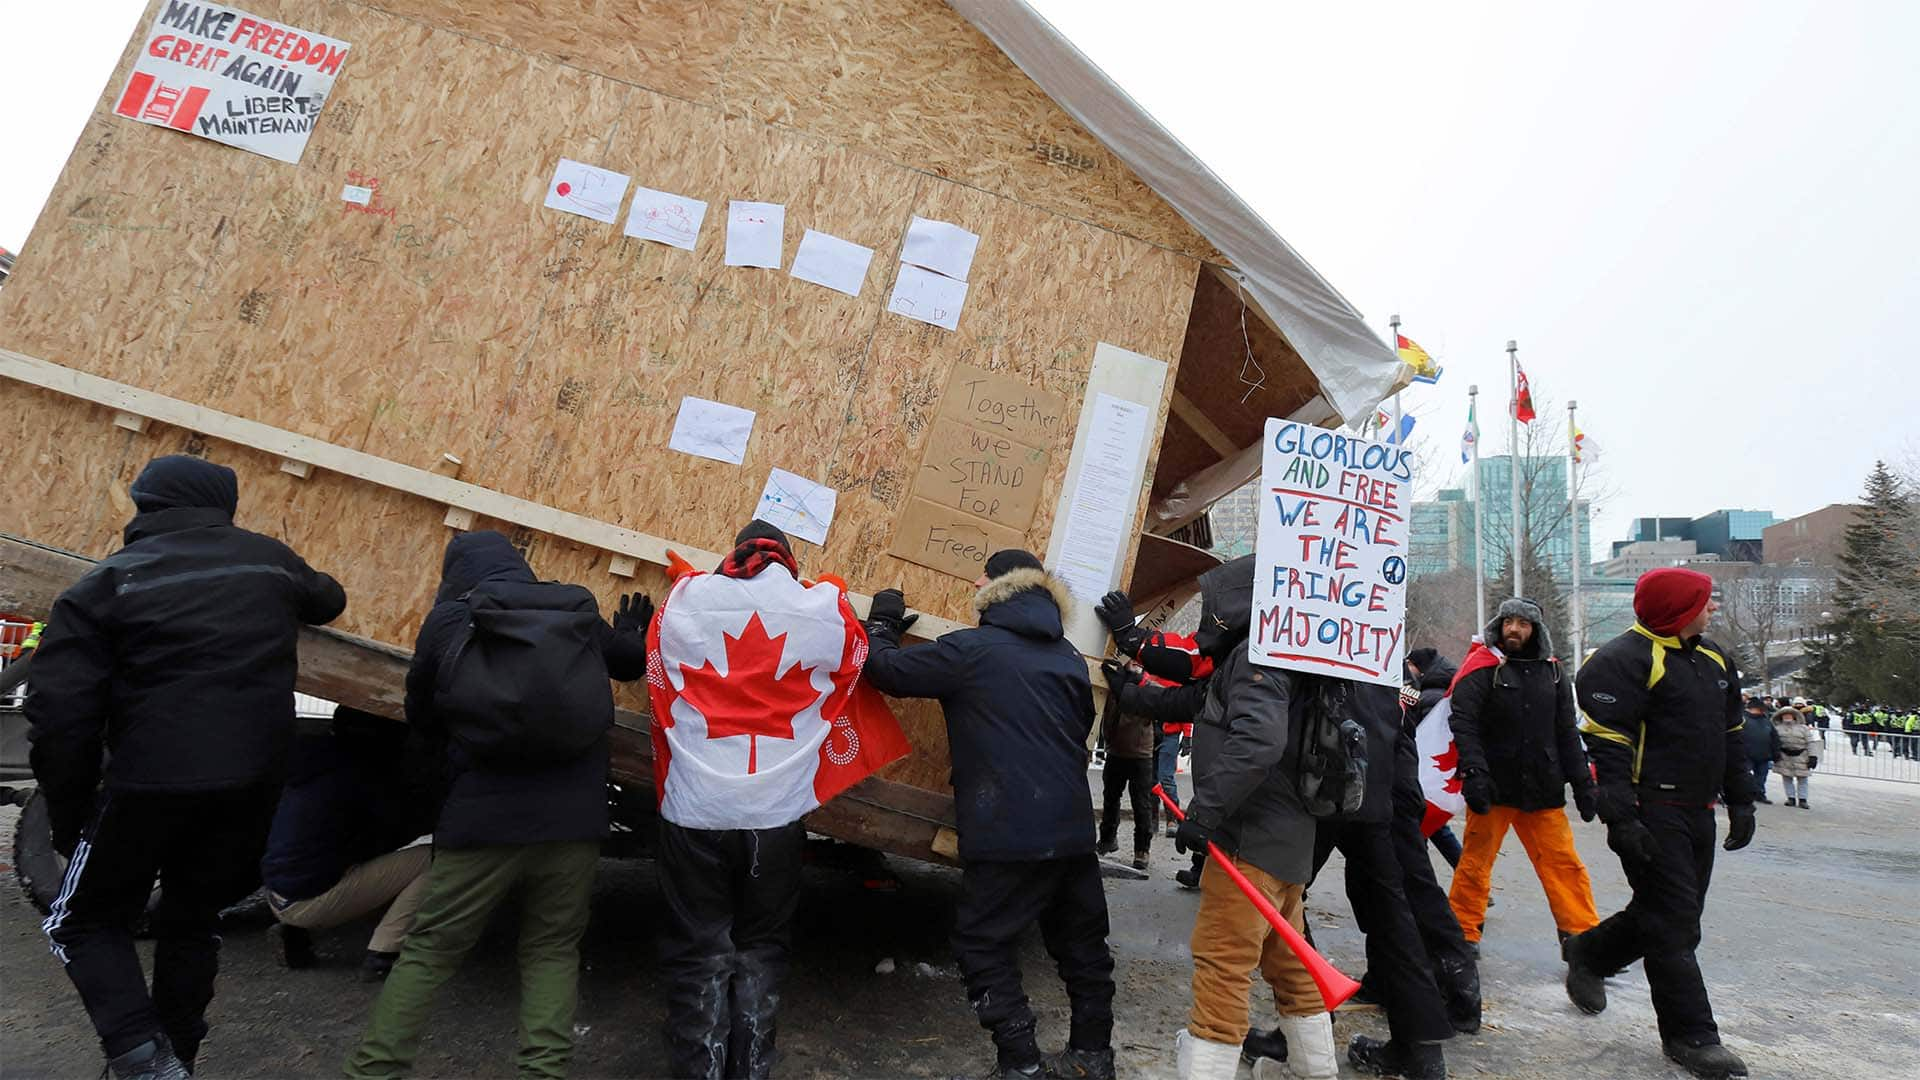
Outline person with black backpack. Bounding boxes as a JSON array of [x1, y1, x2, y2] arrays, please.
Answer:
[[345, 530, 649, 1080]]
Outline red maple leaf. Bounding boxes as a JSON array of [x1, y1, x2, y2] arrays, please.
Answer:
[[676, 612, 821, 774], [1432, 742, 1464, 794]]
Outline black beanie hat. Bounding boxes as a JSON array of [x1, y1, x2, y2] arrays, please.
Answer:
[[983, 549, 1044, 579], [129, 454, 239, 516], [735, 519, 791, 550]]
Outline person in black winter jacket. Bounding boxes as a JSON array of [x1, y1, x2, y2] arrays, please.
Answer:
[[1739, 698, 1782, 804], [1445, 598, 1601, 956], [1565, 568, 1756, 1080], [862, 550, 1114, 1080], [345, 531, 648, 1080], [261, 706, 443, 980], [30, 454, 345, 1078]]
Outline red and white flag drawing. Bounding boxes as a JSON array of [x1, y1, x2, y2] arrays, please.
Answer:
[[647, 552, 909, 830], [1415, 640, 1504, 836]]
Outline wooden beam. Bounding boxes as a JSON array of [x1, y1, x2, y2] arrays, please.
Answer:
[[1169, 390, 1237, 458]]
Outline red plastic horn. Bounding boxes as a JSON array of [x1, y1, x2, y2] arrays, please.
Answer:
[[1154, 785, 1361, 1011]]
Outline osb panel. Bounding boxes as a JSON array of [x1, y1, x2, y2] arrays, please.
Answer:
[[726, 0, 1217, 260], [1150, 267, 1323, 501]]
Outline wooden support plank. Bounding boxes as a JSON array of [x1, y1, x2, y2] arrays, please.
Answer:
[[111, 411, 148, 434], [279, 459, 314, 479], [1169, 390, 1237, 457]]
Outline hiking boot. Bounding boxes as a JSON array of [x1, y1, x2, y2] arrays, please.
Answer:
[[273, 923, 315, 970], [1241, 1026, 1288, 1063], [1096, 837, 1119, 856], [1562, 933, 1607, 1015], [1663, 1038, 1749, 1078], [359, 950, 398, 982], [1346, 1034, 1446, 1079], [105, 1035, 191, 1080], [1132, 852, 1150, 871], [1041, 1046, 1115, 1080], [1175, 866, 1202, 890]]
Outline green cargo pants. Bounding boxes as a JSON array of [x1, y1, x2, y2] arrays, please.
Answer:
[[344, 840, 599, 1079]]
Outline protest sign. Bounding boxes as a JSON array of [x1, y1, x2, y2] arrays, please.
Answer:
[[1250, 418, 1411, 686], [114, 2, 351, 164]]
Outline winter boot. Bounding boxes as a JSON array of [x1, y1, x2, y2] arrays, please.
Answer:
[[1175, 1029, 1248, 1080], [1096, 835, 1119, 856], [1042, 1046, 1115, 1080], [1663, 1038, 1749, 1078], [359, 949, 398, 982], [1175, 865, 1203, 890], [1242, 1026, 1288, 1064], [1273, 1013, 1336, 1079], [1166, 819, 1179, 839], [1436, 954, 1482, 1034], [1345, 1035, 1446, 1079], [105, 1035, 191, 1080], [962, 1018, 1043, 1080], [1562, 932, 1607, 1015], [1133, 851, 1150, 871]]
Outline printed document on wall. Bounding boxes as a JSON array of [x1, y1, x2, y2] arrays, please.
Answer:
[[544, 159, 631, 224], [669, 397, 756, 465], [755, 468, 838, 547], [1052, 394, 1152, 603], [725, 201, 786, 268]]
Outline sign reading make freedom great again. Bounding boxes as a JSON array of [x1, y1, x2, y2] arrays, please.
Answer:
[[1251, 418, 1412, 687], [114, 2, 351, 164]]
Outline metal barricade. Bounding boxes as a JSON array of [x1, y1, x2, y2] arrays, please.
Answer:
[[1811, 729, 1920, 784]]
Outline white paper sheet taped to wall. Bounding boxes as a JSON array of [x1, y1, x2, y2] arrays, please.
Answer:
[[887, 264, 969, 331], [725, 201, 786, 268], [790, 229, 875, 297], [669, 397, 756, 465], [544, 159, 631, 224]]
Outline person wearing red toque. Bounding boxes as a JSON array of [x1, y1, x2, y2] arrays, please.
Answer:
[[1562, 568, 1757, 1079]]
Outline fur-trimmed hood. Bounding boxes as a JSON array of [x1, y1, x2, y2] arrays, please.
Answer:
[[973, 567, 1072, 641]]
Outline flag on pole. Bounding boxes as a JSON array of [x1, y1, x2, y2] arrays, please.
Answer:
[[1397, 334, 1442, 384], [1573, 425, 1597, 466], [1373, 410, 1416, 445], [1512, 362, 1537, 423], [1460, 398, 1479, 463]]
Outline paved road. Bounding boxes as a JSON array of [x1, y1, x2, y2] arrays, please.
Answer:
[[3, 771, 1914, 1078]]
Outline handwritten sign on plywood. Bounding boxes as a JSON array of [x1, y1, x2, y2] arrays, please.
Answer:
[[887, 498, 1027, 582], [912, 418, 1049, 531], [935, 363, 1070, 448]]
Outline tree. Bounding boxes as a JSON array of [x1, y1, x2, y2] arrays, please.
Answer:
[[1405, 566, 1480, 662], [1806, 462, 1920, 706], [1709, 562, 1829, 692]]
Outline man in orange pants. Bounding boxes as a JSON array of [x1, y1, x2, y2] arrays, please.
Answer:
[[1444, 598, 1601, 960]]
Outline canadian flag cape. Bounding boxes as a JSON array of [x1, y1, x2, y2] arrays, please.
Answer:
[[1416, 639, 1504, 836], [646, 550, 910, 830]]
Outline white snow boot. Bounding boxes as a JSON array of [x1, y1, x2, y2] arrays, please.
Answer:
[[1273, 1013, 1337, 1079], [1176, 1029, 1250, 1080]]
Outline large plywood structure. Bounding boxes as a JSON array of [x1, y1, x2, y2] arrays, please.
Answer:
[[0, 0, 1399, 853]]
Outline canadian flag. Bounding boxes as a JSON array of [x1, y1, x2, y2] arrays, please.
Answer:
[[647, 557, 910, 830], [1415, 640, 1504, 835]]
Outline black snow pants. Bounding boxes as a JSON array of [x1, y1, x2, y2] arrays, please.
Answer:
[[1577, 802, 1722, 1045], [1389, 768, 1481, 1027], [658, 819, 806, 1080], [1098, 756, 1155, 855], [951, 854, 1116, 1070], [1312, 819, 1455, 1047], [43, 786, 278, 1064]]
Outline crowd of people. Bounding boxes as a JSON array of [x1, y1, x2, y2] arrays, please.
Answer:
[[22, 455, 1769, 1080]]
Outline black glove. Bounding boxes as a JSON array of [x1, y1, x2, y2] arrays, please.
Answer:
[[1723, 803, 1756, 852], [1174, 815, 1215, 856], [1606, 819, 1656, 864], [1461, 769, 1493, 815], [613, 592, 653, 636], [1572, 781, 1598, 823], [1808, 757, 1818, 770], [1591, 784, 1640, 826], [1100, 658, 1143, 691], [1095, 590, 1136, 635], [867, 589, 918, 635]]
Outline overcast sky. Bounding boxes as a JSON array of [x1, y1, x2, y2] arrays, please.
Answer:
[[4, 2, 1916, 558]]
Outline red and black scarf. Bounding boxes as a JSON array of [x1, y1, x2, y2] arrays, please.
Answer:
[[718, 537, 797, 580]]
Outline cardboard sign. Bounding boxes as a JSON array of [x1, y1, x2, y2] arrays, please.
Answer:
[[114, 2, 351, 164], [936, 363, 1070, 448], [888, 498, 1027, 582], [912, 418, 1049, 531], [1250, 419, 1412, 687]]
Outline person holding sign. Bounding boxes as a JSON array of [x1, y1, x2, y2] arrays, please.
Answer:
[[1169, 556, 1339, 1080], [1567, 568, 1757, 1080]]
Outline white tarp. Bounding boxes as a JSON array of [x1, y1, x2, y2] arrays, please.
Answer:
[[949, 0, 1400, 426]]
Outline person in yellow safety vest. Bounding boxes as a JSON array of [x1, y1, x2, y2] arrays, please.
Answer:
[[1903, 712, 1920, 761], [23, 621, 44, 653]]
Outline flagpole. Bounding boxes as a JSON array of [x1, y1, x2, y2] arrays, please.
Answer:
[[1470, 384, 1486, 630], [1568, 399, 1585, 669], [1507, 340, 1523, 598], [1390, 314, 1403, 443]]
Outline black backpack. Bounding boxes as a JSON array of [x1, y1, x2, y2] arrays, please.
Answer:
[[1294, 675, 1369, 818], [435, 580, 614, 769]]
